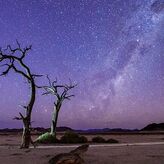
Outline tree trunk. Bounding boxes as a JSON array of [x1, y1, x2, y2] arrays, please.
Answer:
[[50, 106, 59, 138], [21, 119, 31, 148], [21, 80, 36, 148]]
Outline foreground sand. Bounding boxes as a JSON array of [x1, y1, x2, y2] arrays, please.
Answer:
[[0, 133, 164, 164]]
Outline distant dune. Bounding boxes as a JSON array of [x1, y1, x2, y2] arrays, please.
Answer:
[[141, 123, 164, 131], [1, 123, 164, 134], [0, 126, 73, 133], [76, 128, 139, 133], [0, 126, 138, 133]]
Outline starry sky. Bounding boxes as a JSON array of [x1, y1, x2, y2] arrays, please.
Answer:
[[0, 0, 163, 129]]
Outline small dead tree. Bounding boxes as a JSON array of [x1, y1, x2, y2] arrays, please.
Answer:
[[42, 76, 77, 138], [0, 41, 41, 148]]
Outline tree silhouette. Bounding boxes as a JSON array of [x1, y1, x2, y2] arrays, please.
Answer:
[[0, 41, 41, 148], [41, 76, 77, 138]]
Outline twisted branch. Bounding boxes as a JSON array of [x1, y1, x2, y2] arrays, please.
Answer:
[[42, 75, 77, 104]]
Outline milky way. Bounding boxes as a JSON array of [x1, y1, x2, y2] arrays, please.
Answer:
[[0, 0, 163, 129]]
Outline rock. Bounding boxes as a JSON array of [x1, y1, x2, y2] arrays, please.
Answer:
[[48, 144, 89, 164], [70, 144, 89, 155], [49, 153, 84, 164]]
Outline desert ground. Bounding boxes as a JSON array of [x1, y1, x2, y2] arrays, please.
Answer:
[[0, 133, 164, 164]]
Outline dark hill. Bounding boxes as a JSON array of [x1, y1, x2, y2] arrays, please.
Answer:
[[76, 128, 138, 133], [34, 126, 72, 132], [0, 126, 73, 133], [141, 123, 164, 131]]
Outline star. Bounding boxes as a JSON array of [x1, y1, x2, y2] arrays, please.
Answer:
[[0, 0, 163, 129]]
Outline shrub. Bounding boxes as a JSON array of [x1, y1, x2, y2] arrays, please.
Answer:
[[60, 131, 88, 143], [78, 136, 88, 143], [92, 136, 106, 143], [36, 132, 59, 143], [106, 138, 119, 144]]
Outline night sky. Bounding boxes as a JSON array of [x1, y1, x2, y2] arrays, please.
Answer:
[[0, 0, 163, 129]]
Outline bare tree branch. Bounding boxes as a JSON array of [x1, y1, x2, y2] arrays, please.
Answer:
[[0, 64, 12, 76], [65, 94, 75, 99], [19, 105, 27, 110], [13, 116, 22, 120], [46, 74, 52, 86], [32, 74, 43, 78], [12, 64, 31, 80], [19, 112, 25, 120], [13, 112, 25, 121]]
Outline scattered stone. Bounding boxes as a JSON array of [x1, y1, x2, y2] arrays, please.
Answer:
[[48, 144, 89, 164], [49, 153, 84, 164], [70, 144, 89, 155], [24, 149, 31, 153], [10, 153, 22, 156]]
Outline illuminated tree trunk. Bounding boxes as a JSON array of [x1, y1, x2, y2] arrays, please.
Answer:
[[50, 104, 60, 138], [21, 119, 31, 148], [21, 81, 36, 148]]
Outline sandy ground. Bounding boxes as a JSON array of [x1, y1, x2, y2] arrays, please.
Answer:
[[0, 133, 164, 164]]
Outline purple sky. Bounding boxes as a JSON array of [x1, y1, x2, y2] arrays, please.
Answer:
[[0, 0, 163, 129]]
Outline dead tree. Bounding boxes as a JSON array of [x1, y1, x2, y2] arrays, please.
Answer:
[[0, 41, 41, 148], [42, 76, 77, 138]]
